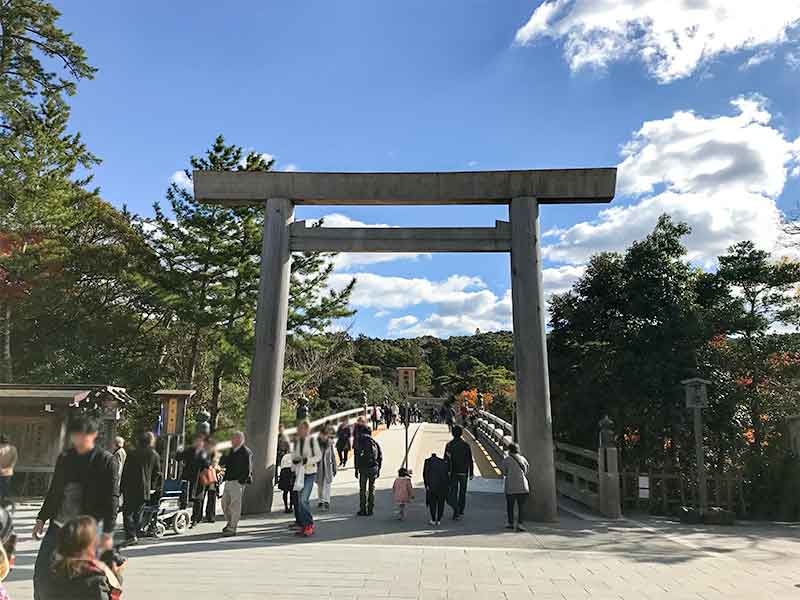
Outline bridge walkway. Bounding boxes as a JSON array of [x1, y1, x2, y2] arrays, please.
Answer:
[[4, 423, 799, 599]]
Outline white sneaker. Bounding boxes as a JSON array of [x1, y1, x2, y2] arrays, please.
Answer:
[[429, 519, 436, 526]]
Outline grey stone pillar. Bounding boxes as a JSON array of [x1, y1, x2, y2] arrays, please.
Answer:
[[242, 198, 293, 515], [509, 197, 558, 522]]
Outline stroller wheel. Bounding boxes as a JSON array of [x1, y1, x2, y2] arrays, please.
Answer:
[[173, 510, 190, 534], [154, 521, 166, 538]]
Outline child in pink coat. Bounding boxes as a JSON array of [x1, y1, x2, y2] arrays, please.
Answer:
[[392, 467, 415, 520]]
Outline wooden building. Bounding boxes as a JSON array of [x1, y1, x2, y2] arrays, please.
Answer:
[[0, 384, 134, 495]]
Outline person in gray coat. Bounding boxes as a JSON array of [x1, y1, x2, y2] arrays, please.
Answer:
[[316, 428, 338, 511], [500, 443, 529, 532]]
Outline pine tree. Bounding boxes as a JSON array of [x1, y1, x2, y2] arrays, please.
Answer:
[[0, 0, 98, 381], [147, 136, 355, 430]]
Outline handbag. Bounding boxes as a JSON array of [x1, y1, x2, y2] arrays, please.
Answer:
[[198, 466, 216, 487]]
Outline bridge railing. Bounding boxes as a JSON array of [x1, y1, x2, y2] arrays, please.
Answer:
[[216, 405, 374, 452], [475, 409, 621, 519]]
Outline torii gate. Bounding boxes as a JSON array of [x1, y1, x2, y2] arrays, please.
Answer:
[[194, 168, 617, 522]]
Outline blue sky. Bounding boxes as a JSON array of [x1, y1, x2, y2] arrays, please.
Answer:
[[55, 1, 800, 338]]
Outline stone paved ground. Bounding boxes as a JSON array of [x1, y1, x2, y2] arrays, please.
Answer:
[[4, 424, 800, 599]]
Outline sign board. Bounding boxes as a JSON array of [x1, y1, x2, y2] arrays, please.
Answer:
[[162, 396, 187, 436], [682, 378, 710, 409], [638, 475, 650, 499]]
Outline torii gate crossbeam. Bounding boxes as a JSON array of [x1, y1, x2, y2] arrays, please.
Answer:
[[194, 168, 617, 522]]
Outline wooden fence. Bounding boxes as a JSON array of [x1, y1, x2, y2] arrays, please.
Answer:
[[621, 470, 746, 515]]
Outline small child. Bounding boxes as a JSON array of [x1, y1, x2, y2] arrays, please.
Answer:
[[277, 453, 296, 514], [392, 467, 415, 520]]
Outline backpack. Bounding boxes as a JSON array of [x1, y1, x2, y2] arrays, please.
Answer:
[[358, 437, 378, 470]]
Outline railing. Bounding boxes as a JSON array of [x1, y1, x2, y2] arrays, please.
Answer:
[[621, 470, 745, 515], [475, 409, 622, 519], [215, 406, 374, 452]]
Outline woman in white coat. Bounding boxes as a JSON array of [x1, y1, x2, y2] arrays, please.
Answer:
[[291, 420, 321, 537], [316, 427, 338, 511]]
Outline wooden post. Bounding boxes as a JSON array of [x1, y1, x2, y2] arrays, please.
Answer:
[[242, 198, 293, 515], [509, 197, 558, 522], [694, 406, 707, 515]]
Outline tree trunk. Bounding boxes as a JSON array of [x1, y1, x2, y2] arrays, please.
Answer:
[[0, 300, 11, 382], [209, 362, 223, 433], [185, 325, 201, 385]]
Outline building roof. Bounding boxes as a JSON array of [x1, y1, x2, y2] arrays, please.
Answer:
[[0, 384, 135, 405]]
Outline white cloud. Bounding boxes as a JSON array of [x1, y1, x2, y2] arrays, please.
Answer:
[[169, 170, 192, 192], [301, 213, 431, 270], [282, 163, 299, 172], [788, 50, 800, 70], [740, 49, 775, 71], [387, 315, 419, 331], [330, 267, 584, 338], [543, 96, 800, 267], [467, 160, 479, 168], [514, 0, 800, 83]]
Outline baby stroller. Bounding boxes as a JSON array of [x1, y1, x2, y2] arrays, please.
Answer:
[[140, 479, 192, 538]]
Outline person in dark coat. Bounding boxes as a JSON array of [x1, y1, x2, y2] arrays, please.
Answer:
[[444, 425, 473, 520], [119, 431, 162, 543], [423, 451, 449, 526], [175, 433, 210, 527], [335, 423, 351, 467], [354, 426, 382, 516], [32, 416, 119, 600]]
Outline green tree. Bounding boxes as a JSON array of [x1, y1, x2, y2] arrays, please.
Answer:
[[146, 136, 355, 431], [0, 0, 97, 381]]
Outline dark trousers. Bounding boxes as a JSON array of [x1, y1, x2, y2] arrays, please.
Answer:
[[429, 493, 446, 521], [336, 447, 349, 465], [452, 474, 468, 516], [291, 490, 300, 523], [33, 523, 60, 600], [204, 488, 216, 522], [506, 493, 527, 524], [123, 498, 145, 538], [359, 472, 376, 513], [282, 489, 293, 511], [0, 476, 10, 501]]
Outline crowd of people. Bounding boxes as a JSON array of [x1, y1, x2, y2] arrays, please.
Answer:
[[11, 402, 530, 598]]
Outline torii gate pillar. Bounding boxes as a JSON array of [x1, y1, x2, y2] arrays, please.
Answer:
[[510, 197, 558, 521]]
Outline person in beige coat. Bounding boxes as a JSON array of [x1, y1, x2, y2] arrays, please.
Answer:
[[0, 436, 17, 502]]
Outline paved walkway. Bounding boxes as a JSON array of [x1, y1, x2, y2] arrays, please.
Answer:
[[4, 424, 800, 599]]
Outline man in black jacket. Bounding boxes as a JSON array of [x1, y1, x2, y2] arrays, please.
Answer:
[[354, 426, 382, 516], [444, 425, 473, 520], [32, 415, 119, 600], [219, 431, 252, 536], [120, 431, 162, 543]]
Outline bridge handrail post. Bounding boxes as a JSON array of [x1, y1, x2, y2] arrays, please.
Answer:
[[598, 415, 622, 519]]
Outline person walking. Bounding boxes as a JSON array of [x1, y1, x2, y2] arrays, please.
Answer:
[[316, 428, 337, 511], [444, 425, 473, 520], [370, 406, 381, 432], [119, 431, 162, 544], [423, 451, 449, 526], [392, 467, 414, 520], [219, 431, 252, 537], [352, 416, 367, 457], [291, 420, 321, 537], [354, 425, 382, 516], [175, 433, 211, 527], [501, 443, 530, 532], [391, 402, 400, 426], [111, 437, 126, 483], [276, 424, 291, 485], [32, 415, 119, 600], [277, 452, 295, 513], [0, 436, 17, 503], [203, 437, 222, 523], [40, 516, 124, 600], [335, 422, 351, 467]]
